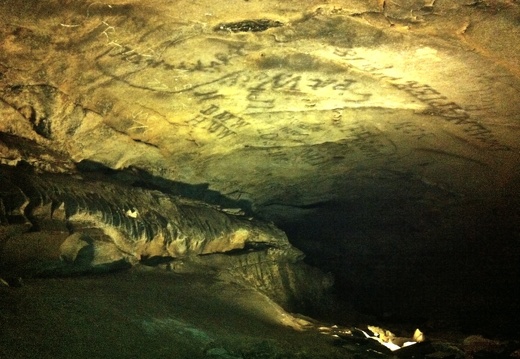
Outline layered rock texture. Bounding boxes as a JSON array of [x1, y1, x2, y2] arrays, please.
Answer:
[[1, 0, 520, 343], [0, 162, 330, 310]]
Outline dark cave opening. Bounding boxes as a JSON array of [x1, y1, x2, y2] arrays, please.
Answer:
[[2, 160, 519, 339], [277, 197, 520, 338]]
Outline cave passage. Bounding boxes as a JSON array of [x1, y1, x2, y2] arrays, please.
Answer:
[[1, 0, 520, 358]]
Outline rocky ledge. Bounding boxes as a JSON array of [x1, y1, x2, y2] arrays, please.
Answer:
[[0, 162, 331, 311]]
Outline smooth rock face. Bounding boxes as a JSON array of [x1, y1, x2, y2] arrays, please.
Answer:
[[1, 0, 520, 336]]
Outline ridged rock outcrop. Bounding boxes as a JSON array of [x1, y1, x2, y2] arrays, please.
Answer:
[[0, 164, 331, 310]]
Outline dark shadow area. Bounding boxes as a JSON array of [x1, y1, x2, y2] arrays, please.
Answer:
[[139, 255, 175, 266], [76, 159, 254, 216], [220, 242, 275, 256], [214, 19, 284, 32], [278, 197, 520, 339]]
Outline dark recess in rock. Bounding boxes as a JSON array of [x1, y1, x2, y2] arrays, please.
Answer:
[[76, 159, 254, 217], [139, 255, 175, 266], [214, 19, 283, 32]]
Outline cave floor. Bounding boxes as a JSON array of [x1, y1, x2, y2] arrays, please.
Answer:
[[0, 268, 347, 359], [0, 268, 496, 359]]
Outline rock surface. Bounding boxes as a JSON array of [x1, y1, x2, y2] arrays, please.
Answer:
[[1, 1, 519, 220], [0, 270, 343, 359], [0, 164, 330, 310], [1, 0, 520, 345], [2, 270, 518, 359]]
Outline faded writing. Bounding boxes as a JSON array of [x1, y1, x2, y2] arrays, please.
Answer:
[[96, 21, 247, 74], [259, 120, 395, 165], [264, 146, 328, 167], [333, 48, 510, 151], [214, 71, 372, 109], [391, 81, 508, 151], [344, 123, 396, 159], [393, 121, 434, 140], [187, 104, 249, 139]]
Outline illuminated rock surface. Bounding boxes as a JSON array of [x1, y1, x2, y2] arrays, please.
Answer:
[[1, 0, 520, 357]]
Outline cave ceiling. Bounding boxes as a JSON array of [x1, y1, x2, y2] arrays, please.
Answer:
[[1, 0, 519, 228]]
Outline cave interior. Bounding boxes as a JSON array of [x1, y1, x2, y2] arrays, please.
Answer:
[[1, 0, 520, 358]]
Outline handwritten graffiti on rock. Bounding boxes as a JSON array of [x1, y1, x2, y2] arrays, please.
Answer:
[[97, 38, 244, 74], [259, 121, 394, 164], [264, 146, 328, 167], [393, 121, 434, 140], [213, 71, 372, 110], [187, 104, 249, 139], [245, 73, 371, 101], [333, 47, 510, 151], [345, 123, 394, 159], [194, 90, 225, 102], [246, 89, 276, 109], [390, 81, 509, 151]]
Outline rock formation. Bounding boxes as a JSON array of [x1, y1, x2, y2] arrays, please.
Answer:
[[0, 161, 331, 310], [1, 0, 520, 340]]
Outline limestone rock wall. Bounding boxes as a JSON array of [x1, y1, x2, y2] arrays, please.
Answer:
[[1, 0, 520, 334], [0, 164, 330, 310]]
